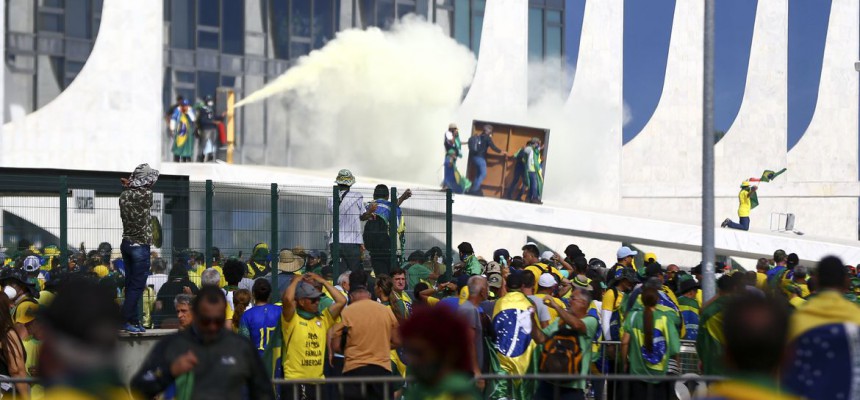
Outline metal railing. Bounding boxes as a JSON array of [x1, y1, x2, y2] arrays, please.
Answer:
[[272, 373, 724, 400], [0, 169, 453, 325]]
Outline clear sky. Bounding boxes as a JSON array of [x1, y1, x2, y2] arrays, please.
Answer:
[[565, 0, 833, 148]]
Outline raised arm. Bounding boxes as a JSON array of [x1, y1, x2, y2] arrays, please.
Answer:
[[281, 275, 302, 322], [309, 272, 347, 319]]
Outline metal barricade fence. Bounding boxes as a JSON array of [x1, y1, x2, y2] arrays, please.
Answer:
[[0, 170, 453, 326], [272, 373, 724, 400]]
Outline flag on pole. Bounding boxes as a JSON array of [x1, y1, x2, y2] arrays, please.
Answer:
[[759, 168, 787, 183]]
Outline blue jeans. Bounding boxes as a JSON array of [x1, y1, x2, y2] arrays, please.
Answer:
[[444, 161, 465, 194], [121, 239, 150, 325], [471, 156, 487, 193], [535, 381, 585, 400], [505, 163, 525, 200], [726, 216, 750, 231], [528, 171, 539, 200]]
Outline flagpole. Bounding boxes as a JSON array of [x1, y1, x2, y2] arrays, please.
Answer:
[[702, 0, 717, 301]]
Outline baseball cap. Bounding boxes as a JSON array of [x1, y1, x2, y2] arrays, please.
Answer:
[[617, 246, 637, 259], [644, 252, 657, 263], [538, 273, 557, 288], [679, 277, 700, 295], [540, 251, 555, 262], [307, 250, 321, 259], [295, 282, 323, 300], [487, 273, 502, 289]]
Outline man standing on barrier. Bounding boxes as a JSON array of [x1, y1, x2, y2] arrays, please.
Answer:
[[119, 163, 158, 334]]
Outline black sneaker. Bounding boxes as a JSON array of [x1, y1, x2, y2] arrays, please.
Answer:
[[721, 219, 730, 228]]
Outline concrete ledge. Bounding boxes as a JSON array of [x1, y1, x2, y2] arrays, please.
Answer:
[[117, 329, 177, 384]]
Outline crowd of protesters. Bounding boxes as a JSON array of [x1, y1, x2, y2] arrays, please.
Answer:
[[0, 166, 857, 400]]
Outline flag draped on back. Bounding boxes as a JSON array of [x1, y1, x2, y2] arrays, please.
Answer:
[[492, 292, 536, 375], [490, 292, 537, 399]]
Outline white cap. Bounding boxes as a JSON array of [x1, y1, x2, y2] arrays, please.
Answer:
[[538, 273, 557, 288], [540, 251, 555, 261], [616, 246, 638, 259]]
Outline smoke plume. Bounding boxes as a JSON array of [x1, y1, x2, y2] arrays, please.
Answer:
[[236, 17, 476, 184]]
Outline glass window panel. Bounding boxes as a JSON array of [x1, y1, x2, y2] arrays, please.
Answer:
[[436, 0, 453, 6], [65, 60, 85, 75], [313, 0, 334, 48], [398, 3, 415, 19], [198, 30, 220, 49], [38, 13, 64, 32], [471, 14, 483, 53], [198, 0, 220, 26], [177, 88, 196, 104], [176, 70, 196, 83], [291, 41, 311, 59], [546, 25, 562, 60], [377, 0, 395, 29], [44, 0, 64, 7], [472, 0, 485, 12], [221, 75, 236, 87], [528, 7, 543, 61], [221, 0, 244, 54], [292, 0, 311, 37], [415, 0, 428, 17], [434, 6, 453, 37], [197, 71, 220, 100], [270, 0, 289, 59], [356, 0, 374, 28], [453, 0, 469, 47], [546, 10, 561, 24], [171, 0, 195, 49], [66, 0, 91, 38]]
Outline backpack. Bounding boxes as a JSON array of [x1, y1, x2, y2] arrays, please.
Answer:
[[539, 331, 583, 375], [536, 263, 562, 286], [468, 135, 480, 153]]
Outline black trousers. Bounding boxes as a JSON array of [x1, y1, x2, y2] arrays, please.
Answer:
[[342, 365, 391, 400]]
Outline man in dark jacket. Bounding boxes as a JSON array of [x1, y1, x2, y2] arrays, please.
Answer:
[[467, 124, 507, 195], [132, 286, 275, 400]]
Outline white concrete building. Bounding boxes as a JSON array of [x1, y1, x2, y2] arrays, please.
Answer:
[[1, 0, 858, 266]]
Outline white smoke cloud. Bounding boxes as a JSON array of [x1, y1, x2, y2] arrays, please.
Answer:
[[236, 17, 476, 184]]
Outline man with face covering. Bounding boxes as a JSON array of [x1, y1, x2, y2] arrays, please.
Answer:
[[119, 163, 158, 334], [132, 286, 274, 400]]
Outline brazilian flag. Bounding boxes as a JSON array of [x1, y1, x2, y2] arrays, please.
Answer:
[[760, 168, 787, 183], [489, 292, 537, 399]]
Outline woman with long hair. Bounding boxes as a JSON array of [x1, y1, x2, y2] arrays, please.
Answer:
[[0, 293, 28, 397], [620, 285, 681, 400], [231, 289, 251, 332]]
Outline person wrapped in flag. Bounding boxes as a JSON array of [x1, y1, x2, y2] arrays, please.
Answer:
[[170, 99, 196, 162], [489, 273, 537, 400], [619, 285, 681, 399]]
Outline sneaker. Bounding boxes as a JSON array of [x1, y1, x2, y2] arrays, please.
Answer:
[[123, 323, 143, 334], [721, 218, 730, 228], [135, 324, 147, 334]]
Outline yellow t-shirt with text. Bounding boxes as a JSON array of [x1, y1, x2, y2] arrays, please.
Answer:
[[282, 309, 335, 379]]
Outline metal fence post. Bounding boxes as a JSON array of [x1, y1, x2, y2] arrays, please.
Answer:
[[271, 183, 279, 302], [205, 180, 213, 269], [445, 188, 453, 282], [389, 187, 398, 270], [59, 176, 68, 264], [332, 186, 341, 278]]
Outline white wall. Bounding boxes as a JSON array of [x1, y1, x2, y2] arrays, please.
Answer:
[[0, 0, 163, 172]]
